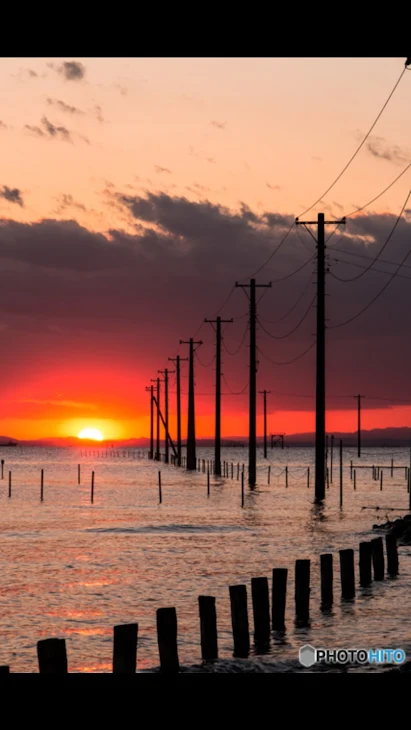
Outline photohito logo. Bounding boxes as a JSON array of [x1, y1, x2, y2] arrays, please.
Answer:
[[299, 644, 405, 667]]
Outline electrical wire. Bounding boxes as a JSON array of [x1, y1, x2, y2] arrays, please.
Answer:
[[298, 66, 407, 217], [329, 256, 411, 282], [329, 244, 411, 272], [222, 322, 249, 357], [259, 274, 314, 324], [346, 160, 411, 218], [257, 294, 316, 340], [328, 239, 411, 329], [270, 255, 315, 284], [247, 221, 295, 277], [195, 351, 216, 368], [327, 190, 411, 282], [222, 373, 248, 395], [257, 340, 316, 365]]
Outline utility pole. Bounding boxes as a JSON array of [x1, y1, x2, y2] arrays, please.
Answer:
[[354, 394, 365, 459], [151, 377, 161, 461], [158, 368, 175, 464], [204, 316, 233, 476], [179, 338, 202, 470], [236, 278, 271, 487], [168, 355, 187, 466], [259, 390, 271, 458], [145, 385, 154, 459], [296, 213, 345, 503]]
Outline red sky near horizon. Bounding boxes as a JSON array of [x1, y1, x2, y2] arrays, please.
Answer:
[[1, 57, 411, 441]]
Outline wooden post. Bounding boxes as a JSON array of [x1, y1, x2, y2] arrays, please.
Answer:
[[78, 464, 81, 484], [231, 462, 233, 479], [371, 537, 384, 580], [330, 434, 334, 483], [91, 471, 95, 504], [158, 471, 162, 504], [354, 469, 356, 490], [241, 471, 244, 507], [285, 466, 288, 488], [295, 559, 310, 622], [237, 463, 240, 480], [268, 466, 271, 485], [8, 471, 11, 498], [207, 466, 210, 497], [156, 607, 179, 673], [307, 467, 310, 488], [339, 439, 343, 508], [272, 568, 287, 630], [251, 577, 270, 646], [350, 460, 353, 480], [37, 638, 68, 674], [1, 459, 4, 479], [385, 534, 399, 576], [198, 596, 218, 661], [326, 467, 329, 488], [359, 542, 372, 586], [391, 458, 394, 477], [113, 623, 138, 673], [320, 553, 333, 608], [229, 585, 250, 657], [339, 549, 355, 599], [380, 470, 383, 490]]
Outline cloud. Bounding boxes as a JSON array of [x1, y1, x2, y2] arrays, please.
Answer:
[[46, 98, 84, 116], [155, 165, 172, 175], [210, 120, 226, 130], [51, 61, 86, 82], [0, 120, 7, 130], [189, 146, 215, 164], [366, 135, 410, 166], [266, 183, 281, 191], [24, 117, 91, 144], [18, 398, 98, 410], [94, 105, 104, 123], [0, 186, 24, 207], [55, 194, 86, 213]]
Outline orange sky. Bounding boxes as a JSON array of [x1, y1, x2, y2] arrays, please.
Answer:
[[1, 57, 411, 440]]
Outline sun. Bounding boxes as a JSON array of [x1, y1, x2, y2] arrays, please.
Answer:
[[78, 428, 104, 441]]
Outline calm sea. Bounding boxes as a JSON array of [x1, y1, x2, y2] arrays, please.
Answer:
[[0, 444, 410, 673]]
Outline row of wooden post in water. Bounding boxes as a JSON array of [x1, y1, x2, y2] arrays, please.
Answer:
[[0, 533, 399, 673]]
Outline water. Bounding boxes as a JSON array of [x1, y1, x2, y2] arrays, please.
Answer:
[[0, 444, 410, 673]]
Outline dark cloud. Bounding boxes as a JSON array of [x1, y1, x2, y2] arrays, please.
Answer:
[[55, 194, 86, 213], [51, 61, 86, 82], [0, 120, 7, 130], [23, 117, 90, 144], [94, 105, 104, 123], [24, 124, 44, 137], [0, 186, 24, 207], [155, 165, 172, 175], [0, 197, 410, 412], [46, 98, 84, 116], [266, 183, 281, 191], [366, 136, 410, 166], [210, 120, 226, 130]]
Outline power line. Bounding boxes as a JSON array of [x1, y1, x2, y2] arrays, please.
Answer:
[[221, 373, 248, 395], [222, 322, 249, 356], [259, 273, 314, 324], [346, 160, 411, 218], [195, 351, 216, 368], [257, 294, 316, 340], [248, 221, 295, 277], [327, 190, 411, 282], [270, 254, 315, 284], [330, 256, 411, 282], [257, 340, 315, 366], [329, 244, 411, 273], [298, 65, 407, 217], [328, 237, 411, 329]]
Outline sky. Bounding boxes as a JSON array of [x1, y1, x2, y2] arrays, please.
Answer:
[[1, 56, 411, 440]]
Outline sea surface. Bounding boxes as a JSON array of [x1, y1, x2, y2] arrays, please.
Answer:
[[0, 444, 410, 673]]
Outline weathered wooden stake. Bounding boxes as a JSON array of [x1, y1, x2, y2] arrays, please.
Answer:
[[231, 462, 233, 479], [359, 541, 372, 586], [158, 471, 162, 504], [40, 469, 44, 502], [8, 471, 11, 498], [354, 469, 356, 490], [326, 467, 329, 488], [307, 467, 310, 488], [339, 439, 343, 508], [380, 470, 383, 490], [156, 607, 179, 673], [339, 549, 355, 599], [237, 462, 240, 480], [385, 534, 399, 576], [391, 458, 394, 477], [251, 577, 270, 646], [113, 623, 138, 673], [320, 553, 333, 608], [371, 537, 384, 580], [285, 465, 288, 488], [198, 596, 218, 661], [78, 464, 81, 484], [241, 471, 244, 507], [1, 459, 4, 479], [37, 638, 68, 674], [229, 585, 250, 657], [268, 465, 271, 484], [295, 559, 310, 622], [272, 568, 287, 630], [350, 460, 353, 480], [91, 471, 95, 504]]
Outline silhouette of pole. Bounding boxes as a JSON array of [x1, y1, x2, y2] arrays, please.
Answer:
[[236, 278, 271, 487], [205, 316, 233, 477], [169, 356, 187, 467], [158, 368, 175, 464], [259, 390, 270, 458], [151, 377, 161, 461], [145, 385, 154, 459], [296, 213, 345, 502], [180, 337, 202, 470], [354, 395, 365, 458]]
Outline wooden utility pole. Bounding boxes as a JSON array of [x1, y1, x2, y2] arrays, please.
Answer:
[[151, 377, 161, 461], [296, 213, 345, 502], [158, 368, 175, 464], [259, 390, 271, 458], [145, 385, 154, 459], [179, 338, 202, 470], [236, 278, 271, 487], [169, 355, 187, 467], [204, 316, 233, 476], [354, 395, 365, 458]]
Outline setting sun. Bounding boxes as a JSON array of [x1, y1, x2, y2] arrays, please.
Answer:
[[78, 428, 104, 441]]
